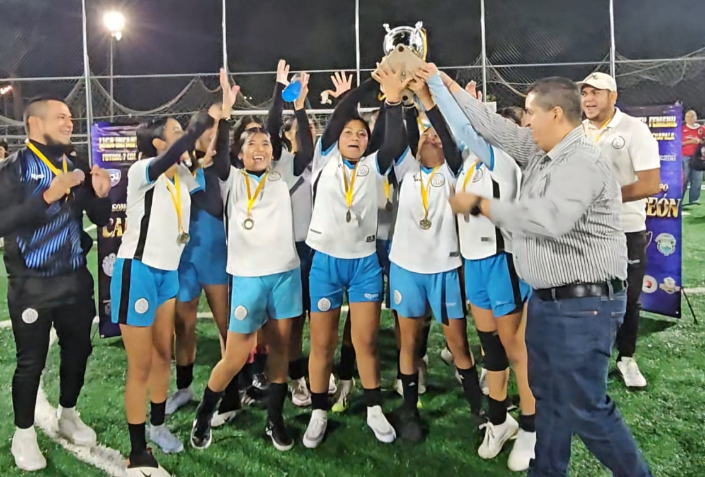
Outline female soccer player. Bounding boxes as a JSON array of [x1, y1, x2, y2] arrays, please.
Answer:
[[420, 65, 536, 472], [110, 107, 216, 477], [387, 78, 484, 442], [190, 69, 312, 452], [302, 64, 409, 448]]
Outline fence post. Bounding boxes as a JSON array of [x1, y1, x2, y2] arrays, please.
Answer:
[[480, 0, 488, 100], [355, 0, 361, 87], [81, 0, 93, 164], [609, 0, 616, 78], [222, 0, 228, 70]]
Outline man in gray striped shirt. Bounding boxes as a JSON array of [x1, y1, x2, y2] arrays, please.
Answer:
[[441, 71, 651, 477]]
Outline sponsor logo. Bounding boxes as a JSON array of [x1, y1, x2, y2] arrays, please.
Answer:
[[30, 173, 45, 181], [21, 308, 39, 324], [659, 277, 681, 295], [394, 290, 402, 305], [472, 168, 484, 183], [102, 253, 116, 277], [642, 275, 657, 294], [234, 306, 248, 320], [364, 293, 379, 300], [357, 165, 370, 177], [366, 235, 376, 243], [135, 298, 149, 314], [317, 298, 331, 312], [660, 154, 677, 162], [112, 203, 127, 213], [431, 174, 446, 188], [655, 233, 676, 257], [107, 169, 121, 187], [612, 136, 626, 149]]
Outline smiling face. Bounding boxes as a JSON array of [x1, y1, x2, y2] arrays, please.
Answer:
[[338, 119, 369, 160], [28, 100, 74, 146], [581, 85, 617, 122], [418, 126, 444, 167], [239, 131, 273, 172]]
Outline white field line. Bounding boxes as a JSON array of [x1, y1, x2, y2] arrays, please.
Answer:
[[84, 224, 97, 233]]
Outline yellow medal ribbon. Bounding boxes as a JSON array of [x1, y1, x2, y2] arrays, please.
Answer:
[[26, 139, 69, 194], [419, 165, 440, 221], [383, 177, 391, 202], [164, 173, 185, 236], [342, 161, 360, 213], [461, 160, 480, 192], [243, 170, 269, 218]]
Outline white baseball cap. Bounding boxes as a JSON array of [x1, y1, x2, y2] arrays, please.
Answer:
[[577, 72, 617, 92]]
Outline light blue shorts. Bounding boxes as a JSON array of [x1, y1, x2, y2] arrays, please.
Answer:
[[176, 256, 228, 303], [110, 258, 179, 327], [309, 252, 383, 313], [390, 263, 465, 323], [229, 267, 303, 334], [464, 253, 531, 317]]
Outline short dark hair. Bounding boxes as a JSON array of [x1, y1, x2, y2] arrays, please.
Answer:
[[231, 115, 264, 164], [527, 77, 582, 125], [498, 106, 524, 126], [136, 117, 170, 159], [23, 94, 68, 134]]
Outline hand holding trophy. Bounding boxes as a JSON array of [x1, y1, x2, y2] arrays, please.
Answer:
[[374, 21, 427, 105]]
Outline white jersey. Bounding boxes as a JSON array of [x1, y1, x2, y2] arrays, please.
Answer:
[[221, 166, 300, 277], [118, 159, 201, 271], [276, 150, 313, 243], [306, 140, 381, 259], [457, 148, 521, 260], [389, 152, 462, 274], [376, 173, 395, 241]]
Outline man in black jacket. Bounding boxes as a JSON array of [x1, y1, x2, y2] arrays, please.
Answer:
[[0, 94, 112, 471]]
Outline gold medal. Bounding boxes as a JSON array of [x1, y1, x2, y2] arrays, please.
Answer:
[[346, 210, 352, 223], [242, 170, 269, 231], [419, 219, 432, 230], [243, 217, 255, 230], [177, 232, 191, 245], [343, 161, 360, 225], [419, 166, 440, 232], [164, 173, 188, 245]]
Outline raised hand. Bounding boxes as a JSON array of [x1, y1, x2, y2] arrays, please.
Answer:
[[277, 59, 291, 86], [294, 72, 310, 110], [219, 68, 241, 118], [90, 165, 111, 198], [372, 63, 413, 104], [322, 71, 353, 101], [465, 80, 483, 101]]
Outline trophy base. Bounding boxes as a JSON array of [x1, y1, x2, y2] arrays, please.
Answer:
[[375, 44, 426, 100]]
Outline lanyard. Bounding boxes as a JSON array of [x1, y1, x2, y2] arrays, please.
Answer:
[[592, 111, 616, 144], [342, 161, 360, 210], [383, 177, 391, 201], [419, 166, 440, 220], [461, 160, 480, 192], [26, 140, 69, 194], [243, 170, 269, 217], [164, 174, 185, 235]]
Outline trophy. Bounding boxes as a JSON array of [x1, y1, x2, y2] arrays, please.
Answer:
[[376, 22, 427, 104]]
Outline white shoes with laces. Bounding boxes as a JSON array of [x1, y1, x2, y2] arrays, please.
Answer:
[[149, 424, 184, 454], [617, 357, 647, 388], [165, 387, 195, 415], [57, 407, 97, 447], [303, 409, 328, 448], [478, 413, 519, 460], [291, 377, 312, 407], [12, 426, 46, 471], [366, 405, 396, 444]]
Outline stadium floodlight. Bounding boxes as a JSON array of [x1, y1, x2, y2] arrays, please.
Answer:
[[0, 85, 12, 96], [103, 11, 125, 41]]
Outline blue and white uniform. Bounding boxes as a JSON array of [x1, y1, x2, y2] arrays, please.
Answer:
[[389, 152, 465, 322], [111, 160, 202, 327], [220, 163, 302, 334], [176, 167, 228, 302]]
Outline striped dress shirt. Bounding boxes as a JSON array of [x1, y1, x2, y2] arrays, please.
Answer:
[[451, 88, 627, 289]]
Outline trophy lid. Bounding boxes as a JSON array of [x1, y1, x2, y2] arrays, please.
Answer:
[[382, 22, 425, 59]]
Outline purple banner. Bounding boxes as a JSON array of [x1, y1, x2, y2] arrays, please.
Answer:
[[622, 104, 683, 318], [92, 123, 139, 337]]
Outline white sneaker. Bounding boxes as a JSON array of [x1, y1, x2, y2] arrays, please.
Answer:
[[366, 405, 396, 443], [57, 407, 97, 447], [328, 374, 338, 395], [210, 410, 239, 428], [291, 377, 312, 407], [165, 387, 195, 415], [478, 413, 519, 460], [479, 368, 489, 395], [303, 409, 328, 449], [126, 464, 172, 477], [394, 378, 404, 397], [508, 429, 536, 472], [617, 357, 647, 388], [440, 347, 454, 366], [149, 424, 184, 454], [11, 427, 46, 471], [418, 357, 428, 395], [331, 379, 354, 413]]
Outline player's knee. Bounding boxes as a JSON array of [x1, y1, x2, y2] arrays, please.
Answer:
[[478, 330, 509, 371]]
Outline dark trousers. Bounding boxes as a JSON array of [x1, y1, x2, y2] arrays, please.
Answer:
[[525, 290, 651, 477], [9, 297, 95, 429], [617, 231, 647, 359]]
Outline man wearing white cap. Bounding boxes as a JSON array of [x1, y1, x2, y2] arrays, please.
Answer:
[[579, 72, 660, 389]]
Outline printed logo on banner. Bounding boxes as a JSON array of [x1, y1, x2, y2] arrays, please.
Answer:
[[107, 169, 122, 187], [642, 275, 658, 294], [655, 233, 676, 257], [659, 277, 681, 295]]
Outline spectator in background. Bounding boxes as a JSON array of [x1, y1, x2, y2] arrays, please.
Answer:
[[682, 109, 704, 205], [0, 139, 8, 160]]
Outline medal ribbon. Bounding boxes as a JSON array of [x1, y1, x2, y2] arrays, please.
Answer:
[[342, 161, 360, 212], [461, 159, 480, 192], [419, 166, 440, 220], [591, 111, 617, 144], [244, 170, 269, 218], [164, 174, 185, 236], [26, 140, 69, 194], [383, 177, 391, 202]]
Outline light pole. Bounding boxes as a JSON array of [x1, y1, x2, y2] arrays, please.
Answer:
[[103, 11, 125, 121]]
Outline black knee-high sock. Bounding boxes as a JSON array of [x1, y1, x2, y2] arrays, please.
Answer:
[[289, 357, 306, 381], [150, 401, 166, 426], [176, 363, 194, 390], [219, 375, 242, 413], [311, 392, 328, 411], [128, 422, 148, 457], [400, 373, 419, 411], [457, 366, 484, 414], [418, 320, 431, 359], [519, 414, 536, 433], [267, 383, 288, 423], [338, 343, 356, 381], [253, 349, 268, 376], [488, 397, 507, 425], [198, 386, 223, 419]]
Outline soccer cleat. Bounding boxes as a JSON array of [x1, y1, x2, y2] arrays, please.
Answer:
[[331, 378, 354, 413], [11, 427, 46, 471], [57, 407, 97, 447], [328, 374, 338, 395], [440, 347, 454, 366], [303, 409, 328, 449], [252, 373, 269, 391], [265, 419, 294, 451], [210, 410, 239, 428], [478, 413, 519, 460], [366, 405, 396, 444], [126, 449, 171, 477], [190, 406, 214, 450], [291, 377, 312, 407], [165, 387, 195, 415], [508, 429, 536, 472], [479, 368, 489, 395], [149, 424, 184, 454], [395, 406, 423, 442], [617, 357, 647, 389], [418, 356, 428, 395]]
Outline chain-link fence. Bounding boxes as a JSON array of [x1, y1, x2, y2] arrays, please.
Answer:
[[1, 0, 704, 157]]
